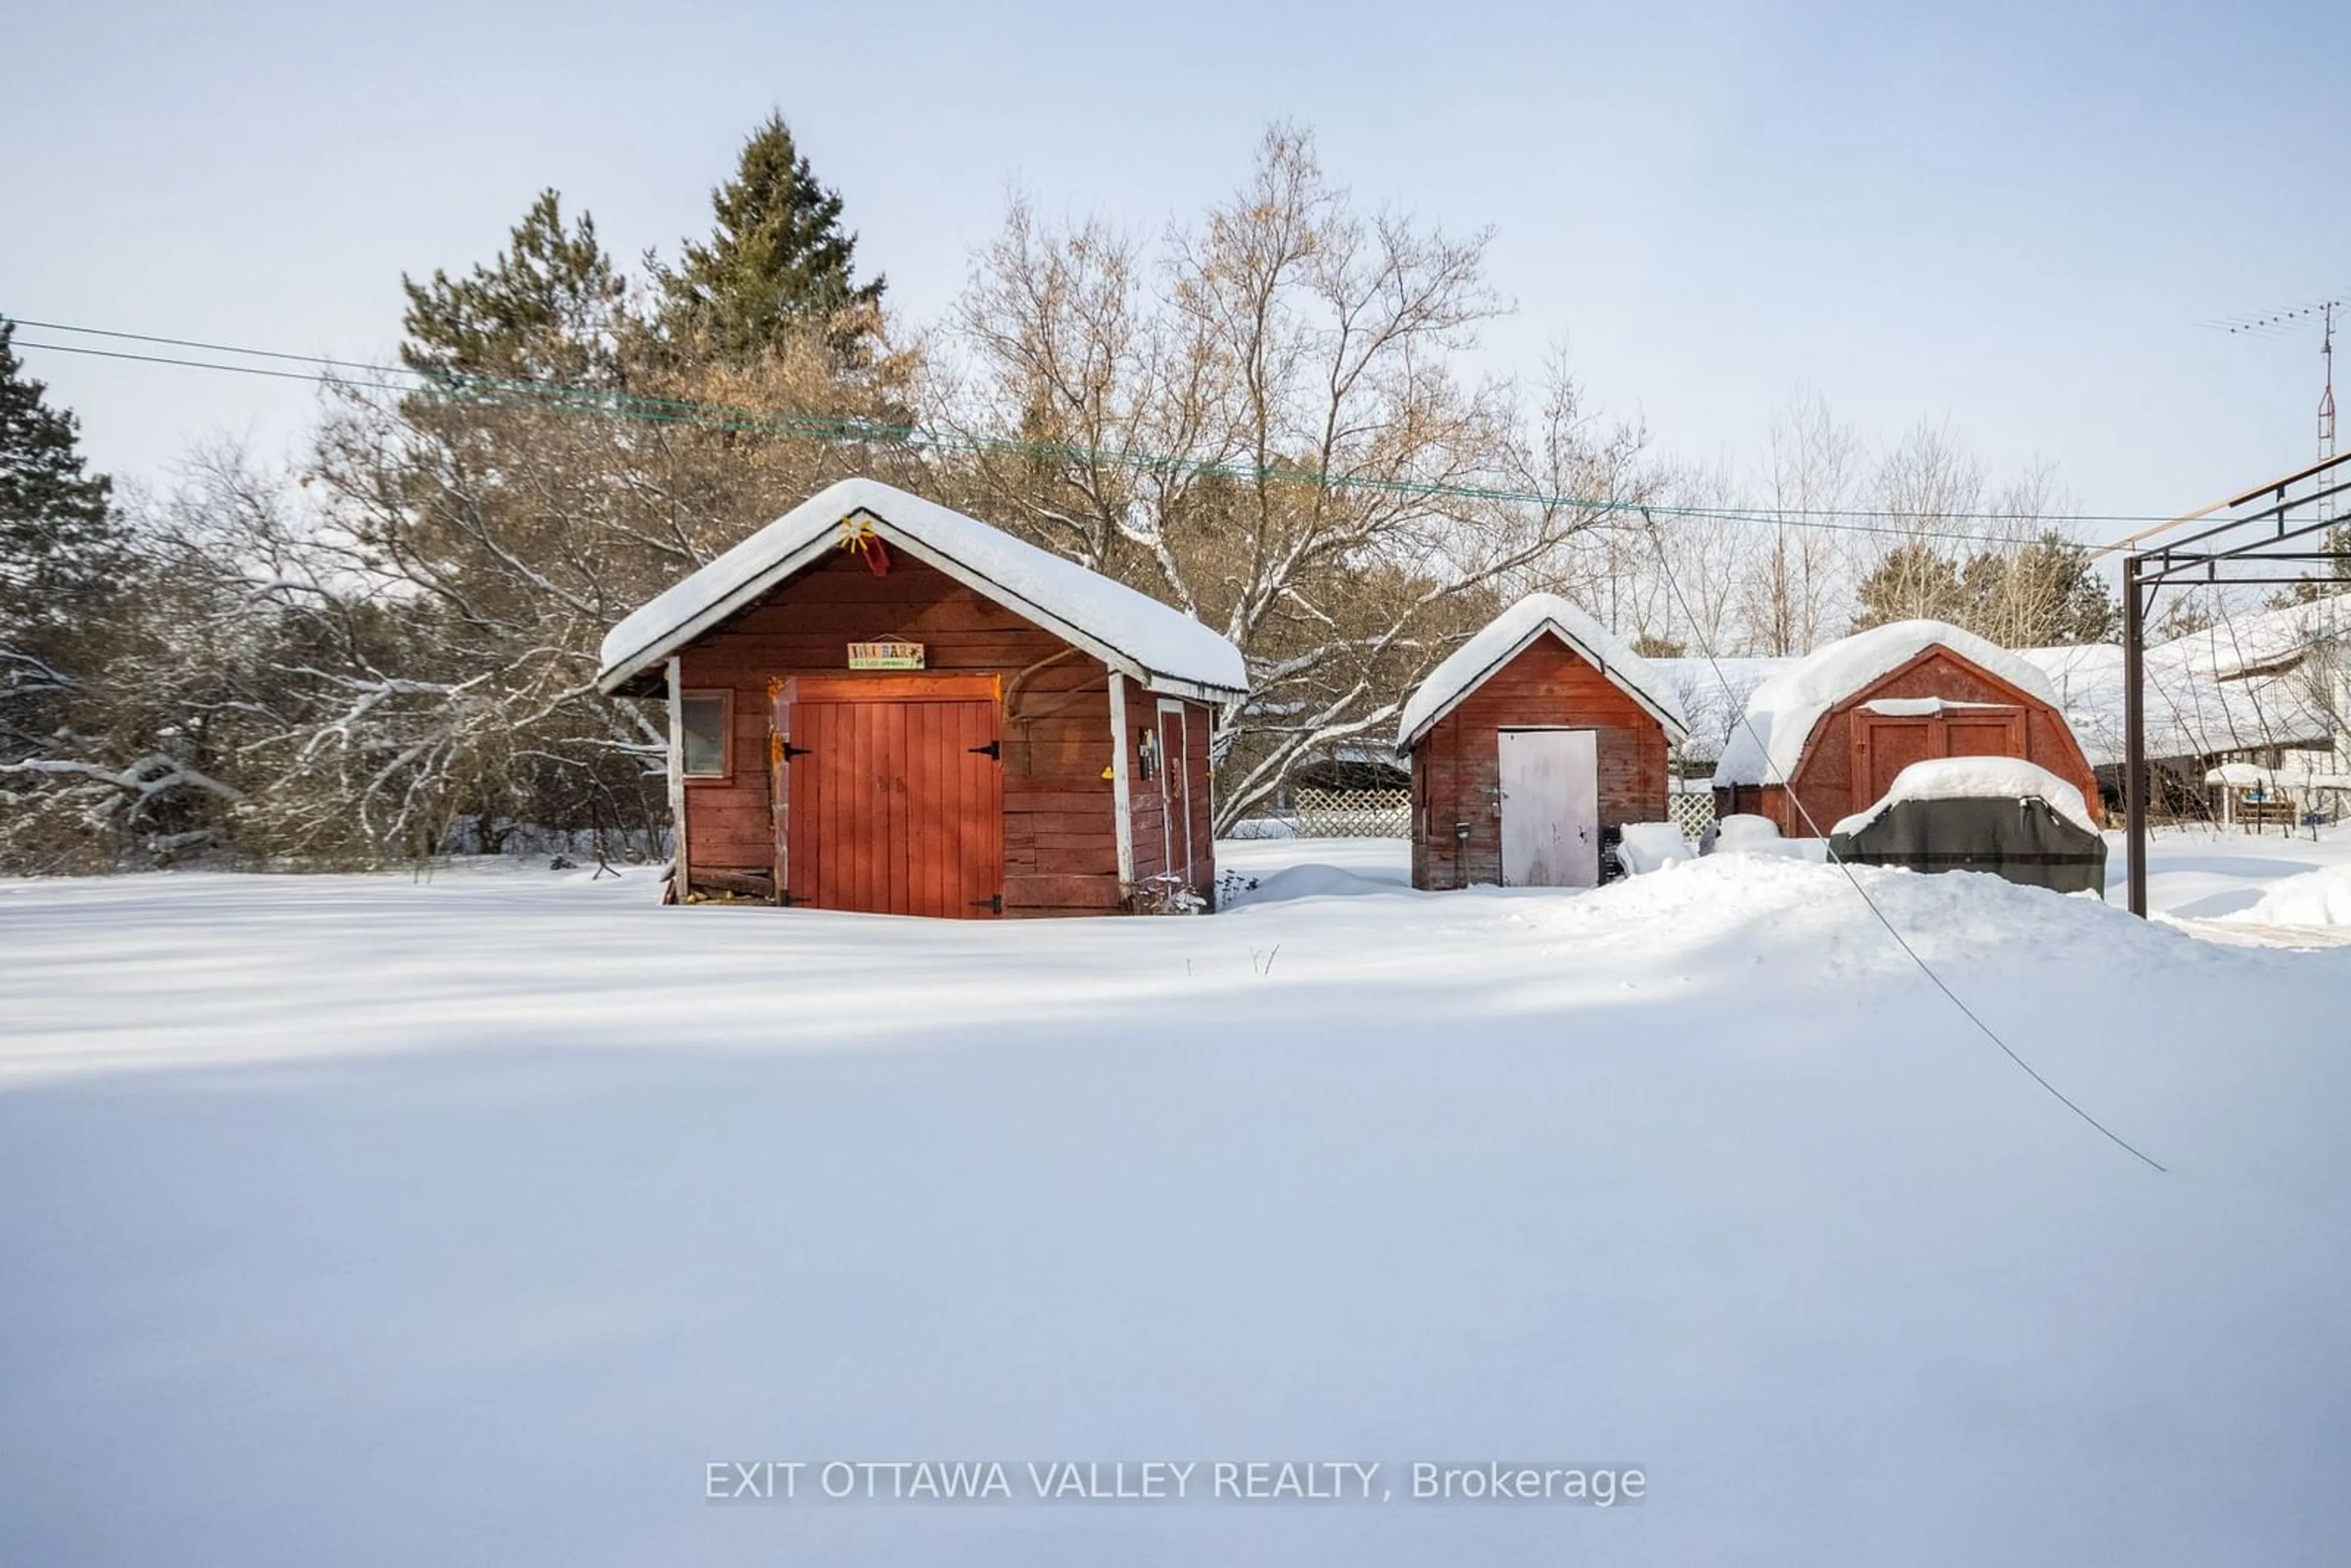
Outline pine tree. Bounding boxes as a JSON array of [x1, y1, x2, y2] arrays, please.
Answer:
[[656, 112, 884, 364], [1962, 531, 2120, 645], [1852, 542, 1967, 631], [400, 190, 628, 386], [0, 318, 120, 647], [2282, 522, 2351, 601]]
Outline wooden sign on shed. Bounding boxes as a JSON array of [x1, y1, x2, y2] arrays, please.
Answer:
[[847, 640, 926, 670]]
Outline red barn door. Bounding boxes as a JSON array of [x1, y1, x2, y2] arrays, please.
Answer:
[[1943, 708, 2028, 765], [1853, 716, 1940, 808], [770, 675, 1003, 917], [1853, 705, 2028, 806]]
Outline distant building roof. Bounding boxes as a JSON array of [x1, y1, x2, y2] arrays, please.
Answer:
[[2160, 593, 2347, 681], [1649, 655, 1797, 765], [2017, 634, 2334, 768]]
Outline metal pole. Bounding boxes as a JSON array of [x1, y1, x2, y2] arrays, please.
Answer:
[[2122, 552, 2149, 917]]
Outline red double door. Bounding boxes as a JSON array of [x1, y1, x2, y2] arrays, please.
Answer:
[[1851, 705, 2028, 805], [770, 675, 1003, 917]]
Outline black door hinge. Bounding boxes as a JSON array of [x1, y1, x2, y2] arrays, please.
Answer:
[[779, 889, 798, 907], [967, 739, 1001, 759], [779, 742, 811, 761], [970, 893, 1002, 913]]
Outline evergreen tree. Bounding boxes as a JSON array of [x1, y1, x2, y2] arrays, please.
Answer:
[[400, 190, 628, 386], [1852, 541, 1967, 631], [0, 318, 121, 647], [656, 112, 884, 364], [2282, 522, 2351, 602], [1854, 533, 2117, 645], [1962, 531, 2120, 645]]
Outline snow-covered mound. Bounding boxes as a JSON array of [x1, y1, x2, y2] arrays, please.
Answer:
[[1614, 820, 1693, 874], [1222, 860, 1414, 907], [1714, 812, 1782, 850], [1832, 756, 2099, 838], [2224, 863, 2351, 929], [1397, 593, 1688, 749], [1714, 619, 2061, 788], [1548, 842, 2172, 967], [1709, 812, 1830, 861]]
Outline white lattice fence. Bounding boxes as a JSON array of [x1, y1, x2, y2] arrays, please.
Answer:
[[1668, 787, 1716, 842], [1292, 786, 1411, 838]]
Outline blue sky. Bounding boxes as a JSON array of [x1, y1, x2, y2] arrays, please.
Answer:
[[6, 0, 2345, 531]]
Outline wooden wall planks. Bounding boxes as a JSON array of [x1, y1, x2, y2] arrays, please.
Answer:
[[675, 550, 1221, 915]]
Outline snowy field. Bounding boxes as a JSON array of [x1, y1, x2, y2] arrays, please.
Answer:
[[4, 831, 2350, 1565]]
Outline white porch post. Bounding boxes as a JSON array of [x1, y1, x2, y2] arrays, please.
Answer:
[[1108, 672, 1135, 890], [665, 656, 688, 895]]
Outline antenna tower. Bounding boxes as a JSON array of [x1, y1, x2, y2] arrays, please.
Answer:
[[2217, 293, 2347, 519]]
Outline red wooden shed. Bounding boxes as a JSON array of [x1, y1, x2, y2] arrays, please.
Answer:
[[1397, 594, 1690, 890], [1709, 619, 2100, 837], [596, 479, 1248, 917]]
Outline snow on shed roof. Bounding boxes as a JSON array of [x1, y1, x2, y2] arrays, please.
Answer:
[[1712, 620, 2062, 789], [1397, 593, 1689, 751], [596, 479, 1248, 700]]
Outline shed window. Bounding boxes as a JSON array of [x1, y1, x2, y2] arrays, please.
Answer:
[[679, 691, 731, 779]]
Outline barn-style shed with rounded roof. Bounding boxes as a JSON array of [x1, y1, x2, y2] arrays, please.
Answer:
[[1398, 594, 1689, 890], [1710, 619, 2100, 838], [598, 478, 1247, 917]]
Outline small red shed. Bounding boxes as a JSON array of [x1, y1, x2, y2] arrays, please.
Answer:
[[596, 479, 1248, 917], [1710, 619, 2100, 836], [1398, 594, 1690, 890]]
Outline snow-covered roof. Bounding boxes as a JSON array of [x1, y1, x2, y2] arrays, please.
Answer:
[[1831, 756, 2098, 838], [2016, 639, 2334, 768], [1649, 656, 1796, 765], [1712, 620, 2063, 789], [1396, 593, 1690, 751], [2204, 759, 2351, 792], [596, 479, 1248, 700], [2168, 593, 2348, 680]]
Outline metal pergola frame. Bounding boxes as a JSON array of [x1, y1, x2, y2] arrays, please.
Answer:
[[2118, 450, 2351, 915]]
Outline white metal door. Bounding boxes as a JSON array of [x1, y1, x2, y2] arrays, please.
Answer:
[[1496, 728, 1599, 887]]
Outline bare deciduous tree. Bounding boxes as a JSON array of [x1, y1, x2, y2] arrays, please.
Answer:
[[1742, 388, 1858, 655], [942, 126, 1655, 827]]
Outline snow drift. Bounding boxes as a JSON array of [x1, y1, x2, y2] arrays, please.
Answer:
[[2, 848, 2348, 1566], [2225, 863, 2351, 929]]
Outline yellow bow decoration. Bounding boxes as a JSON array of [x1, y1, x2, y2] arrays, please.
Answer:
[[836, 512, 890, 575]]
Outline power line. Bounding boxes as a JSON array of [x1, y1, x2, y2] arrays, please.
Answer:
[[12, 339, 417, 395], [12, 313, 2191, 543], [1637, 505, 2167, 1172], [9, 317, 409, 372]]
